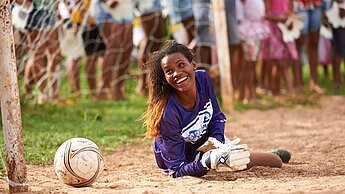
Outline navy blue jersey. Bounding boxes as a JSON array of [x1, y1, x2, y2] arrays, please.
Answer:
[[153, 70, 227, 178]]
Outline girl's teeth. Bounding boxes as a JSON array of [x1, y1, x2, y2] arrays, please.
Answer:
[[176, 77, 187, 84]]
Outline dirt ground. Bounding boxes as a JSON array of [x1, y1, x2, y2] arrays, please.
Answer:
[[1, 95, 345, 194]]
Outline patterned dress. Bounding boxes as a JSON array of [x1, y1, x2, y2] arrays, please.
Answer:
[[261, 0, 298, 60]]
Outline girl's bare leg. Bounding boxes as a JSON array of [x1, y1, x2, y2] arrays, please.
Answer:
[[247, 152, 282, 168]]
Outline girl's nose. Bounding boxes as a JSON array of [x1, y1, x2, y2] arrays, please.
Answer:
[[172, 71, 180, 78]]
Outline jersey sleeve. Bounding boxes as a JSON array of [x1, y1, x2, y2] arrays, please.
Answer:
[[156, 111, 208, 178], [204, 72, 227, 143]]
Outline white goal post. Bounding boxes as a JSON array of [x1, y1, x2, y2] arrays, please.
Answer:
[[0, 0, 28, 193]]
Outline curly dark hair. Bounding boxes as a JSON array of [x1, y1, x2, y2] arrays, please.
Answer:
[[142, 40, 195, 138]]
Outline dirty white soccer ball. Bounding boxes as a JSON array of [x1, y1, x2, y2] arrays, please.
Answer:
[[54, 138, 104, 187]]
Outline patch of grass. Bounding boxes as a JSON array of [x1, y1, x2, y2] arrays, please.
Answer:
[[0, 71, 148, 176]]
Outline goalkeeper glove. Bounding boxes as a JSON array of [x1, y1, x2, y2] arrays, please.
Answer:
[[200, 143, 250, 171]]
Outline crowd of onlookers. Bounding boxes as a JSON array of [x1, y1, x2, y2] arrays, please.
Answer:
[[9, 0, 345, 105]]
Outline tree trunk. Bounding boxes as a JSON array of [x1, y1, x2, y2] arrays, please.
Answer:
[[211, 0, 233, 113], [0, 0, 29, 193]]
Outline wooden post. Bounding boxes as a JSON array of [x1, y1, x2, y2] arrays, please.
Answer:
[[211, 0, 233, 113], [0, 0, 29, 193]]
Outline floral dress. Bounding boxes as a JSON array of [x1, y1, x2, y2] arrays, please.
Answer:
[[261, 0, 298, 60]]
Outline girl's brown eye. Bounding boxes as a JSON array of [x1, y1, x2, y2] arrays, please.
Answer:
[[166, 70, 172, 75]]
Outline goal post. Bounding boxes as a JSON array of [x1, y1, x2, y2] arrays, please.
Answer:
[[211, 0, 233, 113], [0, 0, 28, 193]]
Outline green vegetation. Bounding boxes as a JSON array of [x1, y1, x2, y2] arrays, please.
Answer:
[[0, 66, 148, 176]]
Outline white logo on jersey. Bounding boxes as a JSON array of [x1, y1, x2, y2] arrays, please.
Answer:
[[181, 99, 213, 143]]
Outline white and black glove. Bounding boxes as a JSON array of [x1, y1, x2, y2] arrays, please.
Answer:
[[199, 137, 250, 171], [197, 137, 241, 152]]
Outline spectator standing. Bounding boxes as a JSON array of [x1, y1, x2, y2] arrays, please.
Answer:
[[90, 0, 134, 100], [294, 0, 325, 94], [134, 0, 165, 96], [237, 0, 270, 103], [262, 0, 297, 97], [18, 0, 62, 104]]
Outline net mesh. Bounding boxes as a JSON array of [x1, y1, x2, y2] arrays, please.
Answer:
[[9, 0, 215, 104]]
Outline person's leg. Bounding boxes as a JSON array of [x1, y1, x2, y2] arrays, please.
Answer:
[[136, 11, 164, 96], [291, 59, 304, 93], [332, 56, 341, 91], [247, 152, 282, 168], [66, 58, 81, 94], [307, 8, 324, 93], [112, 23, 134, 100], [241, 61, 255, 104], [238, 73, 245, 103], [322, 65, 329, 79], [46, 28, 62, 100], [85, 55, 98, 100], [23, 56, 36, 98], [247, 61, 256, 102], [295, 9, 309, 93], [258, 58, 265, 90], [99, 22, 117, 100], [307, 30, 324, 93], [25, 30, 48, 103], [296, 33, 308, 90], [267, 60, 274, 93], [181, 15, 195, 45], [261, 60, 271, 92], [281, 58, 294, 96], [271, 61, 280, 97], [195, 45, 213, 68], [343, 57, 345, 82], [238, 50, 246, 102], [230, 44, 241, 91], [241, 62, 250, 104], [331, 27, 345, 92]]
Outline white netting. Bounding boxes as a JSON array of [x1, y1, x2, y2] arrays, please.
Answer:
[[9, 0, 215, 104]]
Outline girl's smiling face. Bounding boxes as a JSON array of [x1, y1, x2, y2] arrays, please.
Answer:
[[161, 52, 197, 93]]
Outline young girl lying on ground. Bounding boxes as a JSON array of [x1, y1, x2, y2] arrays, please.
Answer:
[[142, 41, 291, 178]]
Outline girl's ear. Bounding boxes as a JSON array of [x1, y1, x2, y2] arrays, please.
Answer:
[[192, 61, 197, 70]]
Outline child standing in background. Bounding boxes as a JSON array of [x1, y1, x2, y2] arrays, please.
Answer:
[[329, 0, 345, 91], [90, 0, 134, 101], [62, 0, 106, 100], [237, 0, 270, 104], [261, 0, 297, 98], [294, 0, 325, 94]]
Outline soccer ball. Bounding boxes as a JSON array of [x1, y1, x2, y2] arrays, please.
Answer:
[[54, 137, 104, 187]]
